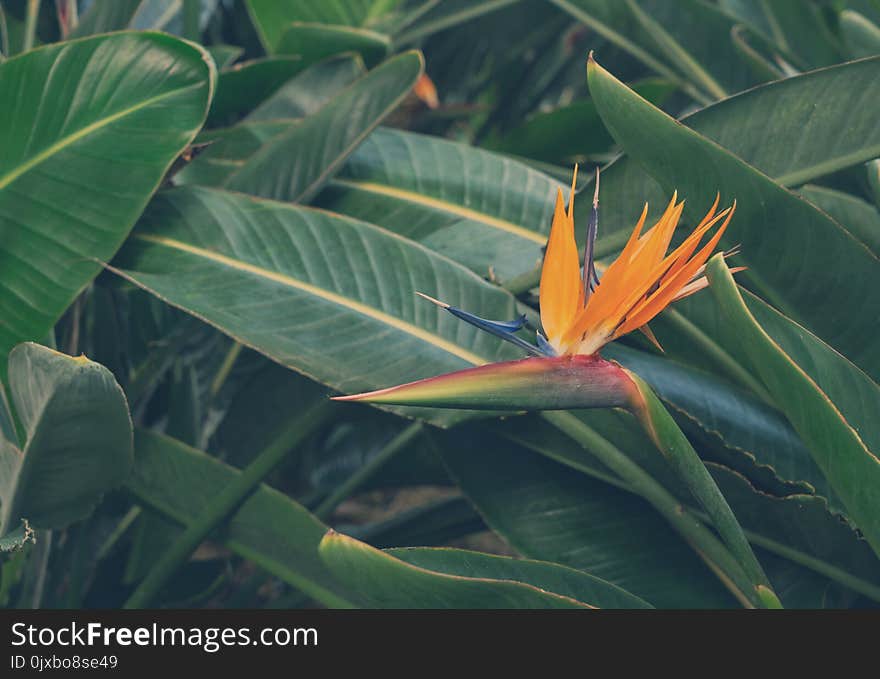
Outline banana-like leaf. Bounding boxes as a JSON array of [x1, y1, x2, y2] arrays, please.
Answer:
[[438, 426, 738, 608], [244, 54, 366, 121], [276, 23, 390, 68], [583, 56, 880, 253], [246, 0, 380, 52], [719, 0, 841, 68], [550, 0, 759, 98], [317, 127, 566, 280], [0, 344, 132, 533], [320, 530, 620, 608], [69, 0, 143, 37], [110, 187, 521, 426], [799, 185, 880, 256], [841, 11, 880, 59], [586, 57, 880, 379], [207, 45, 243, 70], [483, 79, 675, 162], [605, 344, 835, 504], [496, 408, 880, 602], [227, 51, 422, 203], [707, 256, 880, 559], [386, 547, 652, 608], [206, 56, 307, 126], [0, 32, 214, 373]]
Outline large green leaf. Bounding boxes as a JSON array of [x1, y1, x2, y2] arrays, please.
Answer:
[[483, 79, 675, 163], [586, 57, 880, 379], [206, 57, 307, 127], [109, 187, 521, 426], [0, 32, 214, 372], [386, 547, 651, 608], [69, 0, 143, 37], [550, 0, 758, 100], [244, 54, 366, 121], [0, 343, 132, 533], [246, 0, 379, 52], [227, 51, 422, 204], [491, 406, 880, 601], [438, 427, 737, 608], [387, 547, 652, 608], [841, 10, 880, 59], [707, 464, 880, 602], [128, 429, 353, 608], [319, 531, 646, 608], [799, 184, 880, 256], [605, 344, 835, 504], [707, 257, 880, 559], [580, 57, 880, 262], [317, 127, 566, 281], [276, 23, 390, 68]]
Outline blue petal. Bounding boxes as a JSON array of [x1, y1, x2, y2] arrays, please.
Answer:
[[536, 332, 558, 357], [446, 306, 549, 357]]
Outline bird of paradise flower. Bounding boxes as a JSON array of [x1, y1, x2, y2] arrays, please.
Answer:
[[334, 156, 781, 607], [334, 166, 741, 411]]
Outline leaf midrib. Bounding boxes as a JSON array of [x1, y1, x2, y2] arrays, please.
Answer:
[[130, 233, 488, 366], [0, 83, 201, 192], [331, 178, 548, 245]]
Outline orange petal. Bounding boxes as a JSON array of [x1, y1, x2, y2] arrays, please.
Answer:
[[539, 187, 582, 347], [615, 203, 735, 335]]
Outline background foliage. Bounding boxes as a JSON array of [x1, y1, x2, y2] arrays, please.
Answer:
[[1, 0, 879, 609]]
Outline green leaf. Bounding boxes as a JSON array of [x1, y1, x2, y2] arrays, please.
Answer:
[[606, 344, 835, 505], [799, 184, 880, 256], [69, 0, 143, 37], [321, 530, 612, 608], [109, 187, 521, 426], [493, 406, 880, 601], [246, 0, 377, 52], [550, 0, 757, 102], [707, 256, 880, 560], [623, 0, 726, 99], [588, 57, 880, 248], [276, 23, 390, 68], [393, 0, 524, 44], [586, 56, 880, 379], [244, 54, 366, 121], [439, 427, 738, 607], [841, 10, 880, 59], [207, 45, 244, 70], [128, 429, 353, 608], [175, 121, 290, 188], [708, 464, 880, 602], [1, 343, 132, 533], [318, 127, 565, 281], [387, 547, 653, 608], [227, 51, 422, 204], [627, 372, 778, 604], [0, 383, 15, 444], [483, 79, 675, 163], [0, 32, 214, 372], [206, 56, 306, 127]]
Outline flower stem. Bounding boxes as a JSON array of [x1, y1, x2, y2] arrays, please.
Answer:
[[625, 371, 781, 607]]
